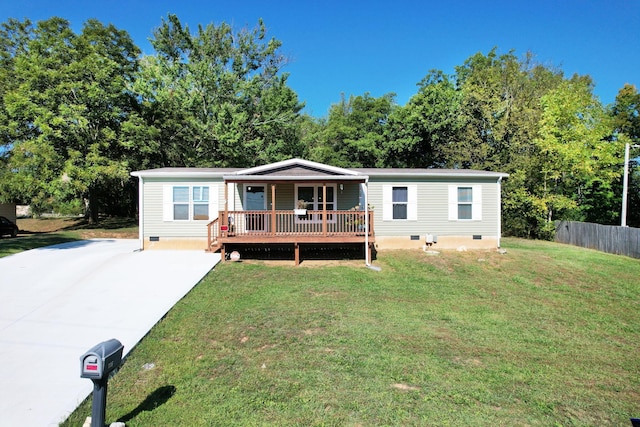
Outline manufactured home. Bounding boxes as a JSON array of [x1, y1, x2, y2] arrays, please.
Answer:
[[131, 158, 508, 264]]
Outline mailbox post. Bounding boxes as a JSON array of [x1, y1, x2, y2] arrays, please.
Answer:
[[80, 339, 124, 427]]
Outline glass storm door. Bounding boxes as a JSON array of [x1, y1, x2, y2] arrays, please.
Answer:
[[245, 185, 266, 231]]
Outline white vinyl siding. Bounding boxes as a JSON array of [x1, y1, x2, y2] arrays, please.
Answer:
[[368, 179, 499, 238], [383, 185, 417, 221], [448, 185, 482, 221], [407, 185, 418, 220]]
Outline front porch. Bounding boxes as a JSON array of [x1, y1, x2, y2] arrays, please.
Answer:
[[203, 158, 374, 265], [207, 209, 375, 265]]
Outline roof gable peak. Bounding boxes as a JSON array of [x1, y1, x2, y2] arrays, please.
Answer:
[[236, 158, 360, 176]]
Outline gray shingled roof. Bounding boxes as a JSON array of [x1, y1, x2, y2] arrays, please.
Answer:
[[132, 164, 508, 179]]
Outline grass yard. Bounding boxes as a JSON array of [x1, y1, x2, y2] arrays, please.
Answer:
[[61, 238, 639, 426], [0, 217, 138, 258]]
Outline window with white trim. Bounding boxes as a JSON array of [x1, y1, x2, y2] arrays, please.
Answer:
[[457, 187, 472, 220], [172, 186, 190, 220], [383, 185, 417, 221], [448, 185, 482, 221], [392, 187, 408, 219], [192, 186, 210, 220], [163, 184, 217, 221]]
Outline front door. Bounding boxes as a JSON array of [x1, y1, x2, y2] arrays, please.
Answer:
[[295, 184, 336, 222], [244, 184, 266, 231]]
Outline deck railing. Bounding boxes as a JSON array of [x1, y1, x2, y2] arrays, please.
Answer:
[[207, 210, 374, 244]]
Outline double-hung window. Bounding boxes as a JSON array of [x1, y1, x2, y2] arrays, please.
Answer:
[[192, 186, 210, 220], [164, 184, 216, 221], [172, 186, 190, 220], [448, 185, 481, 220], [392, 187, 408, 219], [383, 185, 417, 221], [457, 187, 473, 220]]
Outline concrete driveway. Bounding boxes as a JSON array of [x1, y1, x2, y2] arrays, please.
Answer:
[[0, 239, 220, 426]]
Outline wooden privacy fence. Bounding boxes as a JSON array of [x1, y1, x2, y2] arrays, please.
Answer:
[[555, 221, 640, 259]]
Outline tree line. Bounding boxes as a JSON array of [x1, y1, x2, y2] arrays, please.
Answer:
[[0, 15, 638, 237]]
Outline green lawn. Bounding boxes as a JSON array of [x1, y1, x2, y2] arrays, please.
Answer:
[[61, 238, 639, 426]]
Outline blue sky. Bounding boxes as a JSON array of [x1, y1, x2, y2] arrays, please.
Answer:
[[1, 0, 638, 116]]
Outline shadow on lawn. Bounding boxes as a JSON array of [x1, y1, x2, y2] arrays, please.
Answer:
[[118, 385, 176, 423], [66, 217, 138, 230], [0, 234, 84, 257]]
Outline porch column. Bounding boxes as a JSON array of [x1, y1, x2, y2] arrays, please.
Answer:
[[223, 182, 229, 236], [271, 184, 276, 236], [363, 180, 370, 265], [322, 183, 327, 237]]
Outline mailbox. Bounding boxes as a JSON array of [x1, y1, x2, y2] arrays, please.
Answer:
[[80, 339, 124, 427], [80, 339, 123, 380]]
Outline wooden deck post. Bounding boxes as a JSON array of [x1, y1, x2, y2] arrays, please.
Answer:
[[223, 182, 229, 237], [294, 243, 300, 266], [271, 184, 276, 236], [221, 244, 226, 262], [322, 183, 327, 237]]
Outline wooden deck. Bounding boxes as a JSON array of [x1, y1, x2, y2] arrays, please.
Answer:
[[207, 210, 375, 264]]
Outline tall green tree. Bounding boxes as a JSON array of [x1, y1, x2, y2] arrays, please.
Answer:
[[451, 49, 563, 172], [0, 17, 140, 221], [384, 70, 461, 168], [611, 84, 640, 227], [309, 92, 394, 167], [533, 76, 621, 226], [0, 19, 31, 160], [612, 84, 640, 143], [127, 14, 305, 168]]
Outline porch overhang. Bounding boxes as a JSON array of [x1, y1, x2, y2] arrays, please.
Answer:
[[222, 174, 368, 184], [222, 158, 368, 184]]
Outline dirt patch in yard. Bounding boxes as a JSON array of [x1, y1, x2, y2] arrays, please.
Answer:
[[17, 217, 85, 233], [17, 217, 138, 239]]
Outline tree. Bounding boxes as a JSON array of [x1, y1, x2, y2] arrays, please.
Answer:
[[450, 49, 564, 173], [309, 92, 394, 167], [126, 14, 305, 168], [612, 84, 640, 143], [0, 19, 31, 159], [611, 84, 640, 227], [0, 17, 140, 221], [533, 76, 621, 226], [384, 70, 461, 168]]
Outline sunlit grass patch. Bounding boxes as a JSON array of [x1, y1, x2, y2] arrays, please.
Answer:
[[62, 238, 640, 426]]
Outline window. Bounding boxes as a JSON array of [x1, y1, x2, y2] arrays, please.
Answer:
[[192, 186, 210, 220], [163, 185, 216, 221], [383, 185, 417, 221], [457, 187, 473, 220], [448, 185, 481, 221], [392, 187, 408, 219], [172, 186, 189, 220]]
